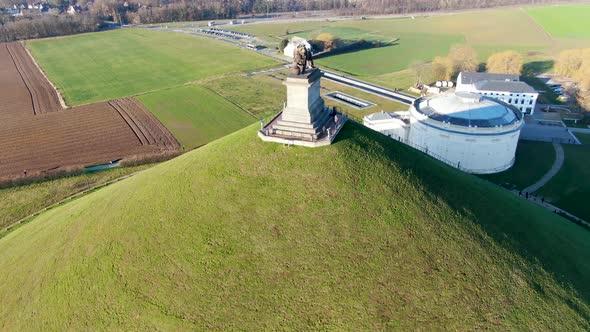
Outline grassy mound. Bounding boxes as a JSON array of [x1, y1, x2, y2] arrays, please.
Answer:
[[0, 123, 588, 330]]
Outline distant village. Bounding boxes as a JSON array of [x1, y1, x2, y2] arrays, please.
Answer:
[[2, 1, 84, 17]]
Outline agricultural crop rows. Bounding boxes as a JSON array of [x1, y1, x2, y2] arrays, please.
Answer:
[[0, 42, 181, 182], [0, 44, 34, 119], [109, 98, 180, 150], [5, 42, 62, 115]]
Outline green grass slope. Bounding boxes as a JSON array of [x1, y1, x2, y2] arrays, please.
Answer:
[[0, 165, 152, 232], [27, 29, 279, 106], [0, 123, 589, 330]]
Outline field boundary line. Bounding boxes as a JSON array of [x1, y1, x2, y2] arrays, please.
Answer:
[[199, 84, 259, 120], [21, 41, 69, 110], [519, 7, 554, 40], [0, 171, 143, 237]]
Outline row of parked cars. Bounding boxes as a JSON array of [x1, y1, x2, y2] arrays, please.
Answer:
[[546, 83, 570, 102]]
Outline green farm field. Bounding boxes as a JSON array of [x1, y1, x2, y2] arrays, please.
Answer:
[[27, 29, 280, 106], [230, 7, 590, 77], [0, 123, 588, 329], [138, 84, 256, 149], [526, 5, 590, 39], [206, 74, 286, 118]]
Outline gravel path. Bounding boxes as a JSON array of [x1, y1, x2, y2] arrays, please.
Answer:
[[523, 142, 564, 193]]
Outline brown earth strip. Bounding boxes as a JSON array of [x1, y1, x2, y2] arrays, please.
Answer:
[[0, 42, 181, 184], [0, 44, 33, 119], [6, 42, 62, 115]]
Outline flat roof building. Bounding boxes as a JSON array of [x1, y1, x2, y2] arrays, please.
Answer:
[[456, 72, 539, 115]]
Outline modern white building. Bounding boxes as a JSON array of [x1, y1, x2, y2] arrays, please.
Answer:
[[364, 92, 524, 174], [456, 72, 538, 115]]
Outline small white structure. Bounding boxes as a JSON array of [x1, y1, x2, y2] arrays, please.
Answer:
[[456, 72, 538, 114], [364, 111, 410, 140], [283, 37, 311, 58], [364, 92, 524, 174]]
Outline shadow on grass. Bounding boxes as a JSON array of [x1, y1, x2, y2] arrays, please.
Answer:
[[523, 60, 554, 76], [336, 121, 590, 312], [314, 40, 398, 60], [282, 27, 328, 38]]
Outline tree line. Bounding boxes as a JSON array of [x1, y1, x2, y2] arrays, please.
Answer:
[[410, 46, 525, 86], [555, 48, 590, 112], [0, 14, 99, 41], [2, 0, 558, 41]]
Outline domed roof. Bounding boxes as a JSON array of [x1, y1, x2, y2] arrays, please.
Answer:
[[413, 92, 522, 128]]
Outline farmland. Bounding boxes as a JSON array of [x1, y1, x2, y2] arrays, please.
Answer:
[[27, 29, 281, 106], [526, 5, 590, 39], [0, 43, 58, 118], [138, 84, 257, 149], [0, 41, 179, 182], [229, 6, 590, 78]]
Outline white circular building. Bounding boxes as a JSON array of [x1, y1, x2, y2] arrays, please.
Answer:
[[407, 92, 523, 174]]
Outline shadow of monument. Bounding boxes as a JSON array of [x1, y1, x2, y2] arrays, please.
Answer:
[[314, 40, 398, 61]]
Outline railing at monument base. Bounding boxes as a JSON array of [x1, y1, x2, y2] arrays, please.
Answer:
[[259, 106, 348, 142]]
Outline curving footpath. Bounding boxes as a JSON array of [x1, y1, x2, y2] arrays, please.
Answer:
[[523, 142, 564, 193]]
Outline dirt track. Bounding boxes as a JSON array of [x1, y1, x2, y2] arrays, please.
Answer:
[[0, 42, 180, 183]]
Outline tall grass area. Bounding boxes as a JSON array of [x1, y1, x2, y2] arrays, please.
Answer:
[[0, 123, 588, 330], [27, 29, 280, 106], [138, 84, 256, 149], [0, 164, 152, 232]]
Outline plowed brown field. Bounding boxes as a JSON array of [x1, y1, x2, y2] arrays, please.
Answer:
[[0, 42, 180, 183]]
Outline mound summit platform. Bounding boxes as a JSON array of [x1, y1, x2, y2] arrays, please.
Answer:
[[259, 68, 347, 147]]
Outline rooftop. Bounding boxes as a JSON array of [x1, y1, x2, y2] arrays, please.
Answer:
[[365, 111, 410, 123], [459, 72, 519, 85], [475, 80, 537, 94], [413, 92, 523, 128]]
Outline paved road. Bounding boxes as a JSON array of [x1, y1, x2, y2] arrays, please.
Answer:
[[523, 142, 564, 194]]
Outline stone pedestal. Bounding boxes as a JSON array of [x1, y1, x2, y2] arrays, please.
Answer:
[[259, 68, 346, 147]]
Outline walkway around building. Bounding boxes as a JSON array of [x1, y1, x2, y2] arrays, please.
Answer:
[[523, 143, 564, 193]]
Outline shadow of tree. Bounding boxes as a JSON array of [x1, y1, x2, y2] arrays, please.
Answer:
[[523, 60, 555, 76]]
